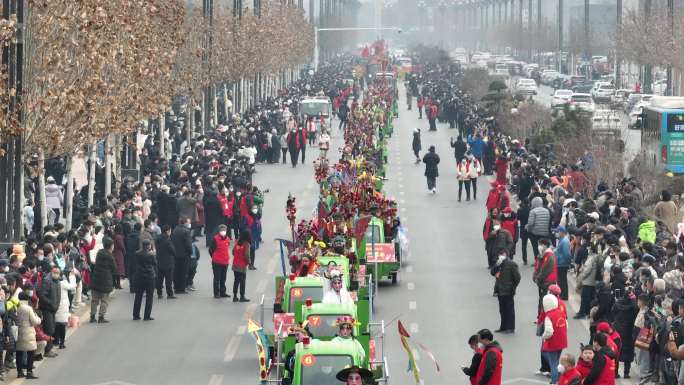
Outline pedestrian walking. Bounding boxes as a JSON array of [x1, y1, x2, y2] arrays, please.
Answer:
[[232, 231, 251, 302], [16, 290, 40, 379], [38, 265, 60, 357], [269, 129, 281, 164], [412, 128, 421, 164], [526, 197, 552, 259], [491, 252, 521, 334], [466, 152, 481, 200], [171, 217, 193, 294], [90, 236, 117, 323], [541, 293, 568, 385], [286, 128, 301, 167], [319, 129, 330, 159], [279, 131, 288, 164], [417, 96, 424, 119], [112, 225, 126, 289], [533, 238, 557, 310], [54, 269, 76, 349], [45, 176, 63, 225], [422, 145, 440, 194], [461, 335, 483, 385], [427, 102, 438, 131], [474, 329, 503, 385], [209, 224, 231, 298], [133, 239, 157, 321], [155, 225, 176, 299], [555, 226, 571, 301], [450, 135, 467, 163]]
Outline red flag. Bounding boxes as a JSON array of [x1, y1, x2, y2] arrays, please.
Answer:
[[353, 216, 372, 246], [361, 46, 370, 58], [398, 320, 410, 338]]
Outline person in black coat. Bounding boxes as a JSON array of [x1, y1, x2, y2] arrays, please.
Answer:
[[133, 239, 157, 321], [412, 129, 421, 163], [450, 135, 467, 163], [156, 187, 178, 228], [611, 292, 638, 378], [461, 334, 483, 383], [38, 265, 61, 357], [270, 129, 281, 164], [125, 223, 142, 293], [155, 225, 176, 299], [171, 218, 193, 294], [422, 145, 440, 194], [90, 237, 117, 324], [202, 190, 225, 245]]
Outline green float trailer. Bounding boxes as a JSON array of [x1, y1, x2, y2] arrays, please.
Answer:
[[268, 339, 387, 385], [357, 217, 402, 285], [265, 314, 389, 385]]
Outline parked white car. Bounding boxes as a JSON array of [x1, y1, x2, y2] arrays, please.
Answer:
[[552, 89, 573, 108]]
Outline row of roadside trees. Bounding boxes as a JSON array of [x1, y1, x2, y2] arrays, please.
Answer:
[[0, 0, 313, 234]]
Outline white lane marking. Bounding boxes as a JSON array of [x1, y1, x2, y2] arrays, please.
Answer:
[[401, 207, 407, 212], [208, 374, 224, 385], [409, 301, 416, 310], [256, 279, 267, 294], [399, 184, 404, 188], [236, 325, 247, 335], [399, 191, 405, 196], [502, 378, 549, 384], [406, 266, 414, 273], [407, 282, 415, 291], [242, 303, 258, 320], [400, 199, 406, 204], [223, 336, 242, 362], [267, 255, 278, 274], [410, 323, 419, 333]]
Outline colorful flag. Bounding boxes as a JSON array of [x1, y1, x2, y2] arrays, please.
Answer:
[[398, 320, 440, 385], [398, 320, 421, 384], [248, 319, 271, 384]]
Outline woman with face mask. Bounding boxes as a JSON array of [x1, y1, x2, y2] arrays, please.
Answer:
[[556, 353, 582, 385], [241, 206, 262, 270]]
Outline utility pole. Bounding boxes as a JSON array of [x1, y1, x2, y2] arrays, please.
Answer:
[[558, 0, 563, 73], [643, 0, 652, 93], [0, 0, 24, 248], [615, 0, 622, 88], [584, 0, 589, 60], [203, 0, 214, 131], [528, 0, 533, 60], [667, 0, 674, 96], [537, 0, 542, 65]]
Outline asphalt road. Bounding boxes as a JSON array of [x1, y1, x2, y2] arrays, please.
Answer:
[[14, 83, 636, 385]]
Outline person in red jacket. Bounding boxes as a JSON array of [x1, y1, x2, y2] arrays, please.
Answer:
[[232, 231, 251, 302], [416, 96, 424, 119], [596, 322, 622, 377], [584, 332, 616, 385], [495, 155, 509, 186], [557, 353, 582, 385], [576, 345, 595, 379], [500, 207, 518, 258], [209, 224, 231, 299], [427, 102, 438, 131], [541, 293, 568, 384], [474, 329, 503, 385]]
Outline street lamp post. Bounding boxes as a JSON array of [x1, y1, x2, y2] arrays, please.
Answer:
[[313, 26, 401, 71]]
